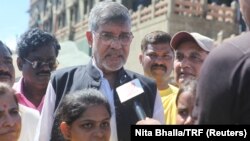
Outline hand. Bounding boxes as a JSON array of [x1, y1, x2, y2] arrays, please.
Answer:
[[136, 117, 161, 125]]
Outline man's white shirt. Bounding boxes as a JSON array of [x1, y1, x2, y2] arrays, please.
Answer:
[[35, 62, 164, 141]]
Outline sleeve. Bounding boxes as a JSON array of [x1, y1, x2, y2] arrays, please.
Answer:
[[18, 105, 40, 141], [152, 90, 165, 124], [34, 81, 56, 141], [230, 55, 250, 124]]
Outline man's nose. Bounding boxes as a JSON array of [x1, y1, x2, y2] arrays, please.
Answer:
[[180, 57, 191, 68], [39, 62, 52, 71], [110, 38, 122, 49], [3, 114, 16, 127], [154, 56, 166, 64], [94, 127, 106, 138]]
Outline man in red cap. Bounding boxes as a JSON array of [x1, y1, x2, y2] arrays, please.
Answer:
[[170, 32, 214, 124], [171, 31, 214, 86]]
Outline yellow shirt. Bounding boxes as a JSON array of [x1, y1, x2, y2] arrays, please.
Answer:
[[159, 84, 179, 124]]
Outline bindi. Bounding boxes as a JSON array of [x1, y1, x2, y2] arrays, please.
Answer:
[[3, 104, 7, 108]]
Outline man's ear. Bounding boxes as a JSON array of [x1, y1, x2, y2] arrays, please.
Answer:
[[86, 31, 93, 48], [17, 57, 23, 71], [139, 53, 143, 64], [60, 122, 71, 140]]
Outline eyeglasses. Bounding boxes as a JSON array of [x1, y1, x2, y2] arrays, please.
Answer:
[[23, 58, 59, 69], [92, 32, 134, 46]]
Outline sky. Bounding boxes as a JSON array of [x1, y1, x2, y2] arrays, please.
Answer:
[[0, 0, 29, 51]]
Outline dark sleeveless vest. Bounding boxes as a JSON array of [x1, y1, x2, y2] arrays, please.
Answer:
[[50, 61, 157, 141]]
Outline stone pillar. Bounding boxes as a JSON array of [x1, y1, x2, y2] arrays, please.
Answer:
[[217, 30, 223, 44], [87, 0, 93, 15], [230, 1, 238, 23], [137, 5, 143, 25], [66, 4, 72, 40], [79, 0, 84, 20], [52, 4, 57, 33], [167, 0, 175, 18], [151, 0, 155, 19], [66, 4, 71, 27], [47, 1, 53, 32], [201, 0, 208, 18], [220, 4, 226, 22]]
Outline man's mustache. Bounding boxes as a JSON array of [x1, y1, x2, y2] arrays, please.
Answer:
[[0, 71, 12, 77], [151, 64, 166, 71]]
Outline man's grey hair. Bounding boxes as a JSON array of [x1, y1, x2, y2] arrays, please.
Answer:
[[88, 1, 131, 32]]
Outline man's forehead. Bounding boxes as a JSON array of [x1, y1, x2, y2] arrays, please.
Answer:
[[175, 49, 206, 55], [97, 21, 130, 29], [146, 44, 172, 51]]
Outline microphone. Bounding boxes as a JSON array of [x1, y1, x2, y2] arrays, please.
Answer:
[[134, 101, 146, 120], [116, 78, 147, 120]]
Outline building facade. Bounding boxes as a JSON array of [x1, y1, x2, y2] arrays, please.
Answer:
[[28, 0, 240, 73]]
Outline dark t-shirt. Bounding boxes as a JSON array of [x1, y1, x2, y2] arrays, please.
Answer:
[[195, 32, 250, 124]]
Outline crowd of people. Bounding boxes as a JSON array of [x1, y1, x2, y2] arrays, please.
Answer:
[[0, 0, 249, 141]]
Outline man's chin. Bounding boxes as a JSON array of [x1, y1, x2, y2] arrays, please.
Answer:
[[177, 79, 184, 85], [151, 69, 166, 74], [36, 79, 50, 87], [151, 71, 166, 77], [177, 77, 188, 85], [103, 62, 124, 72], [152, 75, 166, 81], [178, 76, 195, 85], [0, 79, 14, 86]]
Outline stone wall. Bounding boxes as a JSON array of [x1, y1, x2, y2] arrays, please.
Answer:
[[28, 0, 240, 74]]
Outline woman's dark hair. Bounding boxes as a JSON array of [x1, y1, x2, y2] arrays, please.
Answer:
[[57, 88, 111, 125]]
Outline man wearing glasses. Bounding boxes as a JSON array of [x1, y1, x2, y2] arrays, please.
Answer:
[[14, 28, 60, 113], [36, 1, 164, 141]]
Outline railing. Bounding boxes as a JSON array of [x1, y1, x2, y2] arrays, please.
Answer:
[[54, 26, 69, 41], [174, 0, 203, 16], [73, 20, 88, 41], [206, 3, 237, 23], [130, 0, 237, 26], [73, 20, 88, 33]]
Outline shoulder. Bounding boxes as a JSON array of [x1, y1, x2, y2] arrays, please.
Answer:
[[18, 105, 39, 141], [224, 32, 250, 44], [218, 32, 250, 54], [51, 65, 87, 80], [124, 70, 157, 93], [125, 70, 156, 85], [168, 84, 179, 93], [203, 33, 250, 69], [53, 65, 86, 76]]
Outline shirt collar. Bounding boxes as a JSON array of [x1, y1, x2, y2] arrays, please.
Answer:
[[92, 58, 104, 78]]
